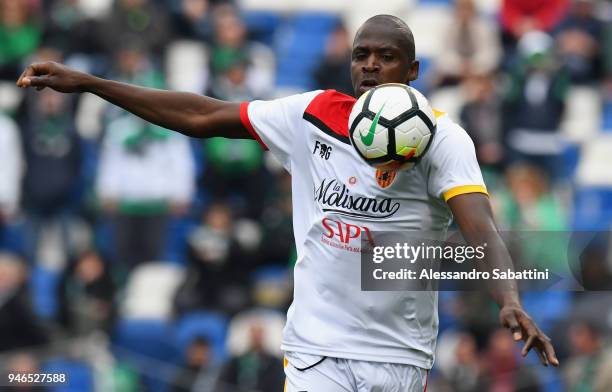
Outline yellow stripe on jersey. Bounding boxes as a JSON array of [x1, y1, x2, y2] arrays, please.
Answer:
[[433, 108, 445, 119], [283, 358, 288, 392], [443, 185, 488, 202]]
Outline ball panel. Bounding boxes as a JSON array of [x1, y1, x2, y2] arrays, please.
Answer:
[[349, 90, 370, 127], [415, 134, 431, 156], [350, 117, 389, 159], [397, 145, 417, 158], [364, 145, 388, 159], [368, 86, 414, 120], [410, 87, 436, 126], [394, 116, 430, 157]]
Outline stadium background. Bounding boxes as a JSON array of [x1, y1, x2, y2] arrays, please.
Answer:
[[1, 0, 612, 390]]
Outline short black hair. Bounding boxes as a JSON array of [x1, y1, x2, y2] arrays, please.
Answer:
[[359, 15, 416, 60]]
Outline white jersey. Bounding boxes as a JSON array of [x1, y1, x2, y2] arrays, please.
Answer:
[[240, 89, 487, 369]]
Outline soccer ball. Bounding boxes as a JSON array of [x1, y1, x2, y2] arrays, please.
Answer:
[[348, 83, 436, 170]]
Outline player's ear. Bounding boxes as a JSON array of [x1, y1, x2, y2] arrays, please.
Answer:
[[407, 60, 419, 82]]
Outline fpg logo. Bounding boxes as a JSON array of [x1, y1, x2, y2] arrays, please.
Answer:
[[322, 218, 373, 245]]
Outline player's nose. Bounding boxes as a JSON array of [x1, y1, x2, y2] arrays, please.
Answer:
[[362, 54, 380, 73]]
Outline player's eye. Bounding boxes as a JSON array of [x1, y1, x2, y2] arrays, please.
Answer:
[[382, 54, 394, 61], [352, 52, 367, 61]]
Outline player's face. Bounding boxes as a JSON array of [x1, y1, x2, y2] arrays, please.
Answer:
[[351, 24, 419, 97]]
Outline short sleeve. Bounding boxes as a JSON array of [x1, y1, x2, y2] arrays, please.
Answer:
[[240, 91, 321, 172], [426, 120, 488, 202]]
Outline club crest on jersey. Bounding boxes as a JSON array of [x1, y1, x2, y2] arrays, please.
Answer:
[[375, 169, 397, 189]]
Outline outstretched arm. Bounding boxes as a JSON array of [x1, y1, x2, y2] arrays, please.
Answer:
[[16, 61, 249, 139], [448, 193, 559, 367]]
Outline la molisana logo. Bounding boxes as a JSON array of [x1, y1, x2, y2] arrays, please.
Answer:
[[314, 178, 400, 219]]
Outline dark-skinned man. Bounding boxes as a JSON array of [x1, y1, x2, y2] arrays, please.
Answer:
[[17, 14, 557, 392]]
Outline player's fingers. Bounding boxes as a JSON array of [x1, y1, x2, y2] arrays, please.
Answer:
[[501, 311, 522, 341], [16, 67, 36, 87], [16, 68, 30, 87], [533, 346, 548, 367], [30, 62, 52, 75], [16, 62, 52, 87], [517, 312, 541, 341], [27, 76, 50, 89], [541, 335, 559, 367], [521, 334, 537, 357]]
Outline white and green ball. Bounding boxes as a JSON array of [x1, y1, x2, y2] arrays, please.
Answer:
[[348, 83, 436, 170]]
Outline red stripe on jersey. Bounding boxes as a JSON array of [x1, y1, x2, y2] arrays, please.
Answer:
[[240, 102, 268, 150], [303, 90, 356, 141], [423, 370, 428, 392]]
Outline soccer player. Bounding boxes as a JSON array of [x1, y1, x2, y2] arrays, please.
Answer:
[[17, 14, 558, 391]]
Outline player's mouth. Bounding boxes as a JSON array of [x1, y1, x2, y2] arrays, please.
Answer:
[[358, 79, 379, 94]]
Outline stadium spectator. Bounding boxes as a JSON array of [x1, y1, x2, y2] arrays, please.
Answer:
[[57, 249, 115, 335], [497, 163, 567, 230], [200, 132, 268, 218], [209, 5, 248, 77], [174, 202, 256, 316], [97, 0, 170, 59], [500, 0, 569, 42], [476, 328, 542, 392], [209, 4, 274, 99], [18, 46, 82, 266], [554, 0, 604, 84], [572, 234, 612, 290], [258, 172, 295, 267], [313, 22, 354, 95], [502, 31, 569, 180], [495, 163, 568, 274], [434, 332, 481, 392], [564, 320, 612, 391], [0, 252, 49, 352], [0, 0, 41, 80], [216, 321, 285, 392], [459, 74, 504, 167], [96, 42, 195, 267], [170, 0, 214, 43], [0, 111, 22, 246], [207, 55, 257, 102], [42, 0, 100, 58], [203, 48, 269, 218], [434, 0, 501, 87], [171, 336, 217, 392]]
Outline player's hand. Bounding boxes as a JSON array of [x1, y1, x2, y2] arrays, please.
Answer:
[[499, 304, 559, 367], [16, 61, 89, 93]]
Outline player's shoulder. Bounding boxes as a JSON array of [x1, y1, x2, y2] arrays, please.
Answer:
[[302, 89, 357, 143], [304, 89, 356, 120], [425, 110, 476, 158], [261, 89, 324, 108], [433, 111, 473, 145]]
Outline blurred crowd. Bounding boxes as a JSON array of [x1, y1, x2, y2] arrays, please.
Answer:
[[1, 0, 612, 391]]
